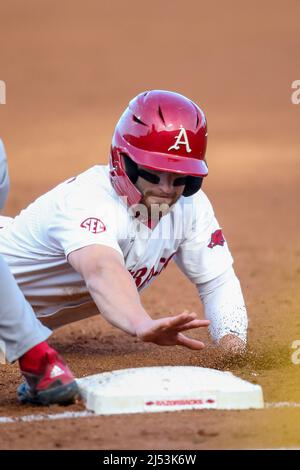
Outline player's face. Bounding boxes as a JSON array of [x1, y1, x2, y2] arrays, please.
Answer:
[[135, 165, 186, 210]]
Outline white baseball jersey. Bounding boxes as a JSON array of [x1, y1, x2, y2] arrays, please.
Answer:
[[0, 165, 233, 328], [0, 140, 9, 209]]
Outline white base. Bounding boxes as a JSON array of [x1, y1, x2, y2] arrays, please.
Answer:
[[77, 366, 264, 415]]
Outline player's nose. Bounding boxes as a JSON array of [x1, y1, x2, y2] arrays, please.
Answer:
[[158, 174, 174, 193]]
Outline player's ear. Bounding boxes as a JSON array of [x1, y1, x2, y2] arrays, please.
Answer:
[[182, 177, 203, 197], [122, 154, 139, 184]]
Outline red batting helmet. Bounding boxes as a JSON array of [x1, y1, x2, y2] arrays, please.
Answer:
[[109, 90, 208, 206]]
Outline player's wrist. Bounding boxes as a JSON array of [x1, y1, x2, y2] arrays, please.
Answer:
[[134, 316, 154, 340]]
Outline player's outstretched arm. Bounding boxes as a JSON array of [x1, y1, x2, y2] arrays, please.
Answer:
[[68, 244, 209, 350], [197, 267, 248, 356]]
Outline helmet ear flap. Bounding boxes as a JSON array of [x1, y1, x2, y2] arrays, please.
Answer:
[[183, 176, 203, 197], [122, 154, 139, 184]]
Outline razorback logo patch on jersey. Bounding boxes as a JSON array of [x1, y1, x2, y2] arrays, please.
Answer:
[[207, 229, 225, 249], [80, 217, 106, 234]]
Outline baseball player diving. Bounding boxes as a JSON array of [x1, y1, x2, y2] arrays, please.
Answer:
[[0, 90, 248, 406]]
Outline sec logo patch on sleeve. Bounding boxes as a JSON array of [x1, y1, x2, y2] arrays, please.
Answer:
[[207, 229, 225, 249], [80, 217, 106, 234]]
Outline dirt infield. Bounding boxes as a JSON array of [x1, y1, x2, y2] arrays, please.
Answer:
[[0, 0, 300, 449]]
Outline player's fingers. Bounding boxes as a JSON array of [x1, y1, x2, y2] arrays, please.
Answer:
[[167, 311, 197, 327], [176, 333, 205, 350], [175, 319, 210, 332], [154, 312, 199, 333]]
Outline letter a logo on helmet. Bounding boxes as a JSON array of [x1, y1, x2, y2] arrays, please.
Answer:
[[168, 127, 192, 153], [109, 90, 208, 206]]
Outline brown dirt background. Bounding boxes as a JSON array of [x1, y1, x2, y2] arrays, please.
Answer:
[[0, 0, 300, 449]]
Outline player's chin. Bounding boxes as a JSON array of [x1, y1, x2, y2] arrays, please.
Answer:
[[148, 195, 173, 206], [147, 195, 180, 210]]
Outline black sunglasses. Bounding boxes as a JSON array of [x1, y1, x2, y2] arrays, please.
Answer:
[[137, 168, 188, 187]]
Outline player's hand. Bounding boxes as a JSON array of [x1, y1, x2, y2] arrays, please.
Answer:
[[135, 311, 210, 350]]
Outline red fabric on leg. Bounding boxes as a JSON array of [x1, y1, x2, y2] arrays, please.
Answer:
[[18, 341, 53, 374]]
